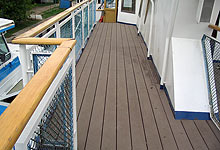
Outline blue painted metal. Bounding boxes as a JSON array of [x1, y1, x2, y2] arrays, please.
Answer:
[[175, 111, 210, 120], [0, 56, 20, 82], [60, 0, 71, 8], [0, 24, 15, 33], [33, 54, 51, 74], [0, 105, 7, 116]]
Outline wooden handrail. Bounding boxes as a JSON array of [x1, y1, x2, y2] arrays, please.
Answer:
[[0, 40, 76, 150], [208, 24, 220, 32], [96, 9, 104, 11], [15, 0, 89, 39], [12, 37, 73, 45]]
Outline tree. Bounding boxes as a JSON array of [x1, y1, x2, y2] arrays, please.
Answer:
[[0, 0, 33, 23]]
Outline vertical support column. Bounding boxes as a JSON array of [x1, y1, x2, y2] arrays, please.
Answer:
[[71, 48, 77, 150], [55, 22, 61, 38], [19, 45, 29, 87], [71, 12, 75, 39]]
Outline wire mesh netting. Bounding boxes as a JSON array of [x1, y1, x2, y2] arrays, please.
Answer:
[[89, 3, 93, 31], [61, 19, 73, 38], [75, 11, 83, 60], [84, 6, 89, 41], [202, 35, 220, 129], [93, 0, 96, 24], [33, 53, 51, 73], [27, 66, 73, 150]]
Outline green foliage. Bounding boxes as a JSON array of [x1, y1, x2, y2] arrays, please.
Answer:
[[0, 0, 33, 23]]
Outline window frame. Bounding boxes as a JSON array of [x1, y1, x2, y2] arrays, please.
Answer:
[[121, 0, 136, 14]]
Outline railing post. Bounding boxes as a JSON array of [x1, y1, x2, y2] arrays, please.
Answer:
[[55, 22, 61, 38], [72, 12, 75, 39], [71, 47, 77, 150], [19, 44, 29, 87], [82, 5, 85, 47]]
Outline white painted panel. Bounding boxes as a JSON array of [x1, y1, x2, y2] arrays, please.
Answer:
[[172, 37, 209, 112], [164, 40, 175, 107], [117, 0, 140, 24]]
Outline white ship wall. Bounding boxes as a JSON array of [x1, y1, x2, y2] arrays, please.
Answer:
[[135, 0, 220, 119], [117, 0, 141, 24]]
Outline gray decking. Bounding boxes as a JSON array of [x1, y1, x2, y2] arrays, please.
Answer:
[[76, 23, 220, 150]]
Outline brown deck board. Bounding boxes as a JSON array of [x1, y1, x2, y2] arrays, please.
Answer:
[[76, 23, 100, 85], [76, 23, 220, 150], [122, 24, 147, 149], [101, 23, 117, 150], [77, 23, 107, 150], [195, 120, 220, 149], [85, 23, 110, 150], [116, 23, 132, 150], [128, 26, 178, 150]]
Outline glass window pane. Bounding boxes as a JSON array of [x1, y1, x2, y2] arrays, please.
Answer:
[[0, 35, 10, 63], [106, 0, 116, 8], [121, 0, 136, 14]]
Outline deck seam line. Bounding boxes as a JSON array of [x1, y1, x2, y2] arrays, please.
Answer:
[[76, 24, 100, 86], [77, 24, 105, 120], [133, 27, 164, 149], [193, 121, 210, 149], [126, 26, 148, 149], [180, 121, 194, 148], [206, 120, 220, 143], [100, 23, 113, 150], [121, 24, 133, 150], [154, 85, 180, 150], [84, 23, 108, 150]]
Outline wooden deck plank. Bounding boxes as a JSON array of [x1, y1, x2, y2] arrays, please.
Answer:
[[182, 120, 208, 150], [101, 23, 117, 150], [76, 23, 220, 150], [129, 26, 178, 150], [76, 24, 100, 85], [122, 24, 147, 150], [85, 23, 111, 150], [207, 120, 220, 142], [77, 23, 108, 150], [128, 26, 165, 150], [116, 23, 132, 150], [76, 24, 104, 116], [195, 120, 220, 149]]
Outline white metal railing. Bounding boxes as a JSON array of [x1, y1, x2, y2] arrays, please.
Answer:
[[0, 1, 97, 149], [17, 0, 96, 87]]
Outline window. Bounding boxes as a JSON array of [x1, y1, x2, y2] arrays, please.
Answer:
[[0, 34, 11, 64], [121, 0, 136, 14], [106, 0, 116, 8], [200, 0, 215, 22]]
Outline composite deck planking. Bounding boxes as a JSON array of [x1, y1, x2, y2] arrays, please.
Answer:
[[76, 23, 220, 150]]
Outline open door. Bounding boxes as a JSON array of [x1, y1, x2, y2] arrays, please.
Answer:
[[103, 0, 118, 23]]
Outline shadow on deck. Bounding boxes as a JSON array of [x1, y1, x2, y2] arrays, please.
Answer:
[[76, 23, 220, 150]]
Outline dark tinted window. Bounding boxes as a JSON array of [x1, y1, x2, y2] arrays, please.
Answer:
[[200, 0, 215, 22], [121, 0, 136, 14]]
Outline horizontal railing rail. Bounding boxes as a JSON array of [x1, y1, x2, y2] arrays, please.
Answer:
[[0, 0, 97, 149], [208, 24, 220, 32], [0, 40, 76, 150]]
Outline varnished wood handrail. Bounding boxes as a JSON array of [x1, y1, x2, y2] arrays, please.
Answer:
[[12, 37, 73, 45], [96, 9, 104, 11], [0, 40, 76, 150], [208, 24, 220, 32], [15, 0, 89, 39]]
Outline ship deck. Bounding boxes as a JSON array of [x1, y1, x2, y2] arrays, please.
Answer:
[[76, 23, 220, 150]]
